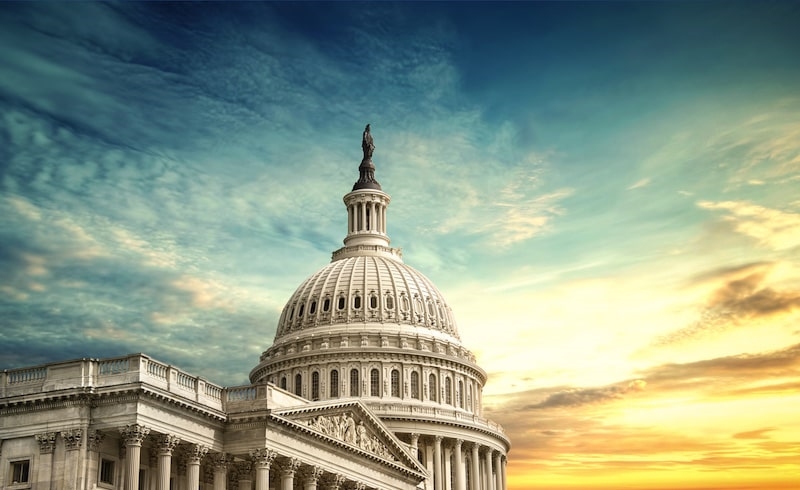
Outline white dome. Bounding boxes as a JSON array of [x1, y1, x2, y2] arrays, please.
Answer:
[[274, 255, 461, 343]]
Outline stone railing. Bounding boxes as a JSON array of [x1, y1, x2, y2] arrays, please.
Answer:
[[0, 354, 271, 413], [368, 402, 507, 435]]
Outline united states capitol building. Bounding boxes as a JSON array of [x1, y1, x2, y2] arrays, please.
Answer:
[[0, 127, 510, 490]]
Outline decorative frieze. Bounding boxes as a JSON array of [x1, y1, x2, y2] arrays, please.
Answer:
[[35, 432, 57, 454], [306, 413, 394, 460], [61, 428, 83, 450]]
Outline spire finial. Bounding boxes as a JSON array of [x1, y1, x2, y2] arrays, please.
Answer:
[[353, 124, 381, 191]]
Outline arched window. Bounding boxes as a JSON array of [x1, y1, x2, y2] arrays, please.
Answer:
[[410, 371, 420, 399], [309, 300, 317, 315], [370, 368, 380, 396], [370, 294, 378, 309], [385, 294, 394, 310], [337, 296, 346, 310], [350, 369, 360, 396], [391, 369, 400, 397], [468, 384, 473, 411], [323, 297, 331, 312], [458, 380, 464, 408], [429, 374, 437, 402], [445, 377, 452, 405], [294, 373, 302, 397], [280, 376, 287, 390], [311, 371, 320, 400], [354, 294, 362, 309], [289, 306, 295, 320], [330, 369, 339, 398], [401, 294, 409, 311], [298, 303, 304, 318]]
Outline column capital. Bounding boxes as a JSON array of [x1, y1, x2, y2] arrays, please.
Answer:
[[453, 438, 464, 450], [35, 432, 57, 454], [233, 461, 253, 482], [249, 448, 277, 469], [87, 429, 104, 452], [278, 457, 301, 477], [120, 424, 151, 446], [61, 428, 84, 451], [187, 444, 210, 463], [344, 482, 365, 490], [434, 435, 444, 443], [299, 465, 324, 484], [156, 434, 182, 456], [321, 473, 346, 490], [210, 452, 231, 471]]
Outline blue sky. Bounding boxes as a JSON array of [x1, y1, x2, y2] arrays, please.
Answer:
[[2, 2, 800, 488]]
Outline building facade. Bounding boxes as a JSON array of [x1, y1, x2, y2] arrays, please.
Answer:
[[0, 127, 510, 490]]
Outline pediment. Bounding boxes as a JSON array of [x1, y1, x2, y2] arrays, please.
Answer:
[[271, 400, 423, 473]]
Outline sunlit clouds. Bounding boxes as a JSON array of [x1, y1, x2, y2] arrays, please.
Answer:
[[2, 2, 800, 489]]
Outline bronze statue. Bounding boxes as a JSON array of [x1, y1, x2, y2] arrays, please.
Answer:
[[362, 124, 374, 161]]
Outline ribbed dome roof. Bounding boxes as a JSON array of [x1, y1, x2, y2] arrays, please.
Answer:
[[274, 255, 461, 342]]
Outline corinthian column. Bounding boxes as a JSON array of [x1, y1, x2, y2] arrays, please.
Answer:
[[278, 458, 301, 490], [120, 425, 151, 490], [250, 449, 276, 490], [493, 452, 502, 490], [453, 440, 466, 490], [211, 453, 230, 490], [157, 435, 181, 490], [433, 436, 443, 490], [187, 445, 209, 490], [469, 444, 480, 490], [300, 466, 324, 490]]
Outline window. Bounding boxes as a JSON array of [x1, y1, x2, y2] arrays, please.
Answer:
[[369, 294, 378, 309], [370, 368, 380, 396], [330, 369, 339, 398], [353, 294, 362, 309], [429, 374, 437, 402], [458, 380, 465, 408], [323, 297, 331, 312], [410, 371, 420, 399], [10, 460, 30, 485], [298, 303, 304, 317], [309, 300, 317, 315], [391, 369, 400, 397], [337, 296, 346, 310], [385, 294, 394, 310], [350, 369, 360, 396], [311, 371, 320, 400], [445, 377, 452, 405], [280, 376, 287, 390], [99, 459, 115, 486], [294, 373, 302, 396]]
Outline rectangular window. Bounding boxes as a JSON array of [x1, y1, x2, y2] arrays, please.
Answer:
[[10, 460, 30, 485], [99, 459, 115, 486]]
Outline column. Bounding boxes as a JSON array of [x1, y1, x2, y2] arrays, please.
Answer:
[[234, 461, 253, 490], [453, 440, 465, 490], [444, 444, 452, 490], [61, 428, 84, 490], [187, 445, 209, 490], [279, 458, 301, 490], [320, 473, 345, 490], [86, 430, 105, 490], [501, 456, 507, 490], [157, 435, 181, 490], [120, 425, 151, 490], [433, 436, 443, 490], [410, 433, 420, 460], [482, 450, 493, 490], [35, 432, 57, 490], [250, 449, 276, 490], [493, 453, 502, 490], [469, 444, 480, 490], [211, 454, 229, 490], [300, 466, 323, 490]]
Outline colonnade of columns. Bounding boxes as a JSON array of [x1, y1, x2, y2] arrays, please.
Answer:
[[117, 424, 381, 490], [413, 434, 507, 490], [346, 199, 387, 236]]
